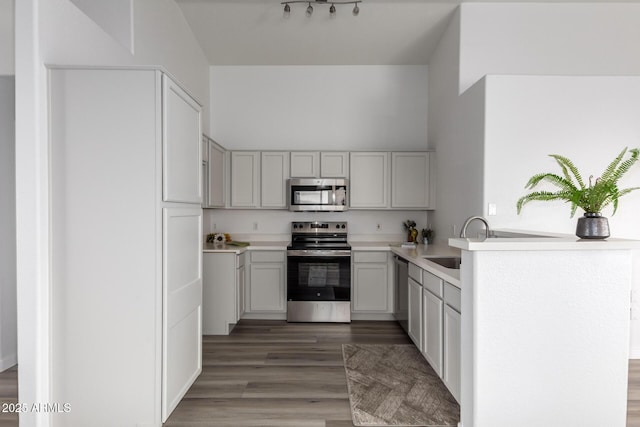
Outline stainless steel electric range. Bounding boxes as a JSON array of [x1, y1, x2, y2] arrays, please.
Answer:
[[286, 221, 351, 323]]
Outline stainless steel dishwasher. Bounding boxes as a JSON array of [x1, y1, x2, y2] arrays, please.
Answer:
[[393, 255, 409, 332]]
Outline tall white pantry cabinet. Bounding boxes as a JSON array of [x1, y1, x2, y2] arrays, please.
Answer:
[[49, 68, 203, 426]]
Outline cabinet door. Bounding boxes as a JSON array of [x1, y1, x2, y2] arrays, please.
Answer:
[[162, 207, 202, 421], [391, 152, 431, 209], [261, 152, 290, 208], [236, 264, 246, 321], [230, 151, 260, 207], [443, 304, 461, 403], [208, 140, 225, 207], [202, 161, 208, 208], [407, 277, 423, 350], [423, 289, 443, 376], [321, 152, 349, 178], [349, 152, 390, 208], [352, 262, 389, 312], [162, 75, 202, 204], [248, 263, 286, 312], [202, 252, 236, 335], [290, 151, 320, 177]]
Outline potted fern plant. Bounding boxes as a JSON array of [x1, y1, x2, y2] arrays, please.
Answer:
[[516, 147, 640, 239]]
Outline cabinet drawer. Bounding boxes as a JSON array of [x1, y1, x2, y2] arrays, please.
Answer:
[[408, 263, 422, 284], [353, 251, 388, 263], [444, 282, 461, 312], [423, 270, 443, 298], [237, 252, 246, 268], [250, 250, 285, 263]]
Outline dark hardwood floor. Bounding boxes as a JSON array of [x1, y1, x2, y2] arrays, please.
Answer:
[[630, 359, 640, 427], [0, 321, 638, 426], [0, 365, 17, 426], [165, 320, 412, 426]]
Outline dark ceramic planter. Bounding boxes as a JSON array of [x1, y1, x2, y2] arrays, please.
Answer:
[[575, 212, 610, 239]]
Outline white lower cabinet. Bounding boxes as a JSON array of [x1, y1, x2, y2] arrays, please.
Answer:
[[352, 251, 392, 313], [401, 256, 461, 404], [247, 251, 286, 313], [236, 261, 246, 321], [407, 277, 423, 350], [203, 252, 245, 334], [422, 288, 443, 376], [443, 282, 461, 402]]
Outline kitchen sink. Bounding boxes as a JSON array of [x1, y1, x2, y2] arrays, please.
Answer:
[[423, 256, 461, 269]]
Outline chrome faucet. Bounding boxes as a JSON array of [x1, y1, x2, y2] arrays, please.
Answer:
[[460, 216, 490, 238]]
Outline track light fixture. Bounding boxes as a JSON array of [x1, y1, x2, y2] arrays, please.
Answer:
[[281, 0, 362, 18]]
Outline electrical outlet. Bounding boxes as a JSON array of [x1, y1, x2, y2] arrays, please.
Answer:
[[253, 222, 259, 231], [488, 203, 497, 216], [212, 223, 217, 231], [452, 224, 457, 236]]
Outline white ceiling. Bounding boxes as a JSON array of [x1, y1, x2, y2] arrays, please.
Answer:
[[176, 0, 640, 66]]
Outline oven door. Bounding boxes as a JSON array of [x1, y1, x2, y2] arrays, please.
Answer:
[[286, 251, 351, 302]]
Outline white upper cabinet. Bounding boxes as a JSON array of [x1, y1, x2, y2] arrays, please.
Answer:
[[230, 151, 260, 207], [207, 139, 225, 207], [290, 151, 349, 178], [392, 152, 433, 209], [349, 152, 390, 208], [261, 152, 290, 208], [320, 152, 349, 178], [290, 151, 320, 178], [162, 75, 202, 204]]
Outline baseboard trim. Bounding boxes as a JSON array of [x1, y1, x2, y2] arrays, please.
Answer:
[[241, 313, 287, 320], [350, 313, 396, 321]]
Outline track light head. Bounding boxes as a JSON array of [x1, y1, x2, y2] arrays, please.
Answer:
[[280, 1, 361, 18]]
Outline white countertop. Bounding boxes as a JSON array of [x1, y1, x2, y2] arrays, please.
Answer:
[[449, 229, 640, 251], [350, 241, 462, 287], [203, 241, 289, 253]]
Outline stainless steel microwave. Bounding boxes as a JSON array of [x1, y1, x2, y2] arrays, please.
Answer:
[[287, 178, 348, 212]]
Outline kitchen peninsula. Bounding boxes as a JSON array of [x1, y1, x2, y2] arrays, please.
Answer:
[[450, 233, 640, 427]]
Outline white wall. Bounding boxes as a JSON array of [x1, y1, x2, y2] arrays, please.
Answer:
[[481, 75, 640, 358], [210, 65, 428, 150], [15, 1, 209, 425], [0, 76, 16, 372], [203, 209, 429, 243], [41, 0, 209, 126], [427, 9, 487, 243], [0, 0, 13, 75], [483, 75, 640, 234], [459, 3, 640, 93]]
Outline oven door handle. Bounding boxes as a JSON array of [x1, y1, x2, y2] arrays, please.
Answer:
[[287, 250, 351, 257]]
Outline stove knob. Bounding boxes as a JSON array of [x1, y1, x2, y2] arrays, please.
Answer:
[[335, 224, 340, 229], [341, 224, 346, 229]]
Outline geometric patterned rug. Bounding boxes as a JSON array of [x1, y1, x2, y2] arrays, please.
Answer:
[[342, 344, 460, 426]]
